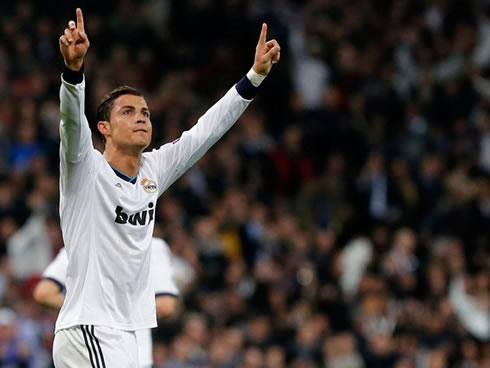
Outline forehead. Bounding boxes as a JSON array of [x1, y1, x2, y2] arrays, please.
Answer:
[[113, 94, 148, 110]]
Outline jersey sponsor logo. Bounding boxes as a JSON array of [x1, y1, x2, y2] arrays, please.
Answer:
[[115, 202, 154, 226], [140, 177, 157, 193]]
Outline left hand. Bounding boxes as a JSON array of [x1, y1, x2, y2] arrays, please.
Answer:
[[253, 23, 281, 76]]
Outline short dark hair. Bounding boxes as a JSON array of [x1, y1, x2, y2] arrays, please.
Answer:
[[96, 86, 144, 123]]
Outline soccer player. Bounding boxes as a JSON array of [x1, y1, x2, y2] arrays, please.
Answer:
[[54, 7, 280, 367], [34, 237, 179, 368]]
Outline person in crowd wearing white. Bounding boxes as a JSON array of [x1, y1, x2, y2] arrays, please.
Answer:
[[34, 237, 179, 368]]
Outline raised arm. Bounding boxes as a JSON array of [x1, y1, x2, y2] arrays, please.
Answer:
[[59, 8, 93, 166], [153, 24, 281, 194]]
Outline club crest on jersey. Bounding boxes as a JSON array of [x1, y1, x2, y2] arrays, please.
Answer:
[[140, 177, 157, 193], [115, 202, 154, 226]]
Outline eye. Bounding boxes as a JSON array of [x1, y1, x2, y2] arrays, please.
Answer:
[[123, 110, 131, 115], [143, 111, 150, 118]]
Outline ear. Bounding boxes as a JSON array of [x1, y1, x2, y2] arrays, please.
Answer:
[[97, 120, 110, 138]]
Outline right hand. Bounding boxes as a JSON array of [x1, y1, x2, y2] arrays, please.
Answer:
[[59, 8, 89, 71]]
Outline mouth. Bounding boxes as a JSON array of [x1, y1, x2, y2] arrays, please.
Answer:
[[133, 129, 148, 134]]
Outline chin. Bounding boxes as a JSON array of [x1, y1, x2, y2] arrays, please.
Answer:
[[132, 135, 150, 146], [138, 140, 151, 151]]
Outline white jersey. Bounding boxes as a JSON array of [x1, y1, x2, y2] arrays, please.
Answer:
[[43, 238, 179, 367], [57, 76, 251, 332]]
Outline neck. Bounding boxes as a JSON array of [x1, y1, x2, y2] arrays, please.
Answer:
[[104, 146, 142, 178]]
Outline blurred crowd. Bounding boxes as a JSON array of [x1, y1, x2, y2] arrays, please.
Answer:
[[0, 0, 489, 367]]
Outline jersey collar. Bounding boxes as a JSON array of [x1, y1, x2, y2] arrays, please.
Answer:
[[111, 166, 137, 184]]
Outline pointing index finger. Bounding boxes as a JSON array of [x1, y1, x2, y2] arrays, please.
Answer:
[[258, 23, 267, 46], [76, 8, 85, 32]]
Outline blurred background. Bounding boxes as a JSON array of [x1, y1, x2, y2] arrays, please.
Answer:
[[0, 0, 489, 367]]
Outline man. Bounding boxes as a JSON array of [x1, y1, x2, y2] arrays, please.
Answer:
[[54, 8, 280, 367], [34, 237, 178, 368]]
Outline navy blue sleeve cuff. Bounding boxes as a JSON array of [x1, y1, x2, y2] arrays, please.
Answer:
[[236, 75, 259, 100], [62, 65, 84, 84], [155, 292, 179, 299], [42, 277, 66, 294]]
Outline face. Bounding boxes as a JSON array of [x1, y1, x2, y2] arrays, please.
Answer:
[[100, 94, 152, 153]]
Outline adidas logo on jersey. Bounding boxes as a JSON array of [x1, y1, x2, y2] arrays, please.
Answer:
[[115, 202, 154, 226]]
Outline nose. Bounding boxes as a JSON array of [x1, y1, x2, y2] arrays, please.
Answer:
[[136, 113, 147, 124]]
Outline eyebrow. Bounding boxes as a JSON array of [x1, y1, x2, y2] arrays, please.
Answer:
[[119, 105, 150, 112]]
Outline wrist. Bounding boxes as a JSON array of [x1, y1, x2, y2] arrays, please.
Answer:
[[247, 67, 267, 87], [64, 60, 84, 72]]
